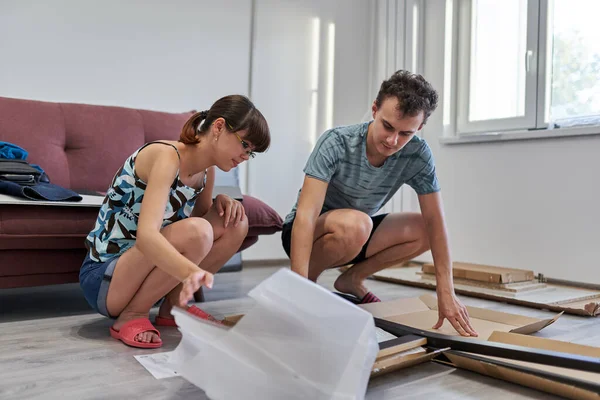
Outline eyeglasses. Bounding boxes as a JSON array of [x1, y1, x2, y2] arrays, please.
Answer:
[[233, 131, 256, 159], [212, 118, 256, 159]]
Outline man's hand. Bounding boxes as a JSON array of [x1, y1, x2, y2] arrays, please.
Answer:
[[214, 194, 245, 228], [433, 292, 478, 337]]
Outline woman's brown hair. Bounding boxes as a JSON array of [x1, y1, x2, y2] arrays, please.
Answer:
[[179, 95, 270, 152]]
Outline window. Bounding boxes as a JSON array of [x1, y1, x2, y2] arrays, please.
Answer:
[[548, 0, 600, 128], [456, 0, 600, 136]]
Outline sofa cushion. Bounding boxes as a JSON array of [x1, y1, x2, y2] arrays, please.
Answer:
[[243, 195, 283, 236], [0, 96, 193, 192], [59, 103, 146, 192], [138, 109, 196, 142]]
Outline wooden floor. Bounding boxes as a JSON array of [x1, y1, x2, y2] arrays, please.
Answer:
[[1, 263, 599, 400]]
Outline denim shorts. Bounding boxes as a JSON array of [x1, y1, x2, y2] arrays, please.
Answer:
[[79, 252, 120, 318]]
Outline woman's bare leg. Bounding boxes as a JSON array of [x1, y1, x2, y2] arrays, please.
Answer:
[[161, 205, 249, 313], [105, 217, 213, 344]]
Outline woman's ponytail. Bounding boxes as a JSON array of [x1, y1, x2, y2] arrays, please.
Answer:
[[179, 110, 209, 144]]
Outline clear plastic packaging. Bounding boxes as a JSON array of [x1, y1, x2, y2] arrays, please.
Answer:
[[170, 268, 378, 400]]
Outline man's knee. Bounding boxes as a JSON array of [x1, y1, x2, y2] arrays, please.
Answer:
[[332, 212, 372, 254], [410, 213, 430, 252]]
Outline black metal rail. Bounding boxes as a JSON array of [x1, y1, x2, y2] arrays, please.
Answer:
[[374, 318, 600, 374]]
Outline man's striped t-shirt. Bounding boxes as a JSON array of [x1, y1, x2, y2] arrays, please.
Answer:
[[283, 121, 440, 225]]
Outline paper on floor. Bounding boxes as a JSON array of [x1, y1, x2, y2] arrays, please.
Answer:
[[134, 332, 206, 380], [134, 351, 178, 379], [170, 268, 379, 400]]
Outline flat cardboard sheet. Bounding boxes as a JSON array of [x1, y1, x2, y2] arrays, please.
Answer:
[[445, 331, 600, 400], [372, 266, 600, 316], [359, 294, 560, 340]]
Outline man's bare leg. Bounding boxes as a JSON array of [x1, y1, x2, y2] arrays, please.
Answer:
[[333, 212, 429, 299], [305, 209, 373, 282]]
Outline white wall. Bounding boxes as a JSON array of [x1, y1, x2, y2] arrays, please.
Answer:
[[420, 0, 600, 284], [0, 0, 375, 263], [0, 0, 252, 111], [243, 0, 373, 260]]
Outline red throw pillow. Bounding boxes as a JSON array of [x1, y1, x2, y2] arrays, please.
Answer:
[[242, 195, 283, 236]]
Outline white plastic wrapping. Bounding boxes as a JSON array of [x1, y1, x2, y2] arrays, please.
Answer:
[[170, 268, 379, 400]]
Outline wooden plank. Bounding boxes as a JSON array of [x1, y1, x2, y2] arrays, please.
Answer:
[[377, 335, 427, 360], [370, 347, 431, 377], [422, 262, 535, 284], [417, 272, 547, 293]]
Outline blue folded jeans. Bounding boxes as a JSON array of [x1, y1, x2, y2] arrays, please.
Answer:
[[0, 181, 82, 201]]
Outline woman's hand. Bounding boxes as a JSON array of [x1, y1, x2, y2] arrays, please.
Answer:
[[179, 269, 214, 307], [214, 194, 246, 228]]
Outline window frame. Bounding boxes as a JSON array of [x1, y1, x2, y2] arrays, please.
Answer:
[[456, 0, 540, 135], [452, 0, 600, 141]]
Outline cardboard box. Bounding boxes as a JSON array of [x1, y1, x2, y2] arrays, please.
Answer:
[[444, 331, 600, 400], [359, 294, 561, 340], [422, 262, 535, 283], [222, 314, 244, 327]]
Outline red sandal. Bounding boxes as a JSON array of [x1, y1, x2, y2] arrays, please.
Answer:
[[334, 291, 382, 304], [109, 318, 162, 349], [155, 305, 222, 327]]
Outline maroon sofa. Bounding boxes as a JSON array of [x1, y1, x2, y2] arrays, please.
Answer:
[[0, 96, 283, 289]]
